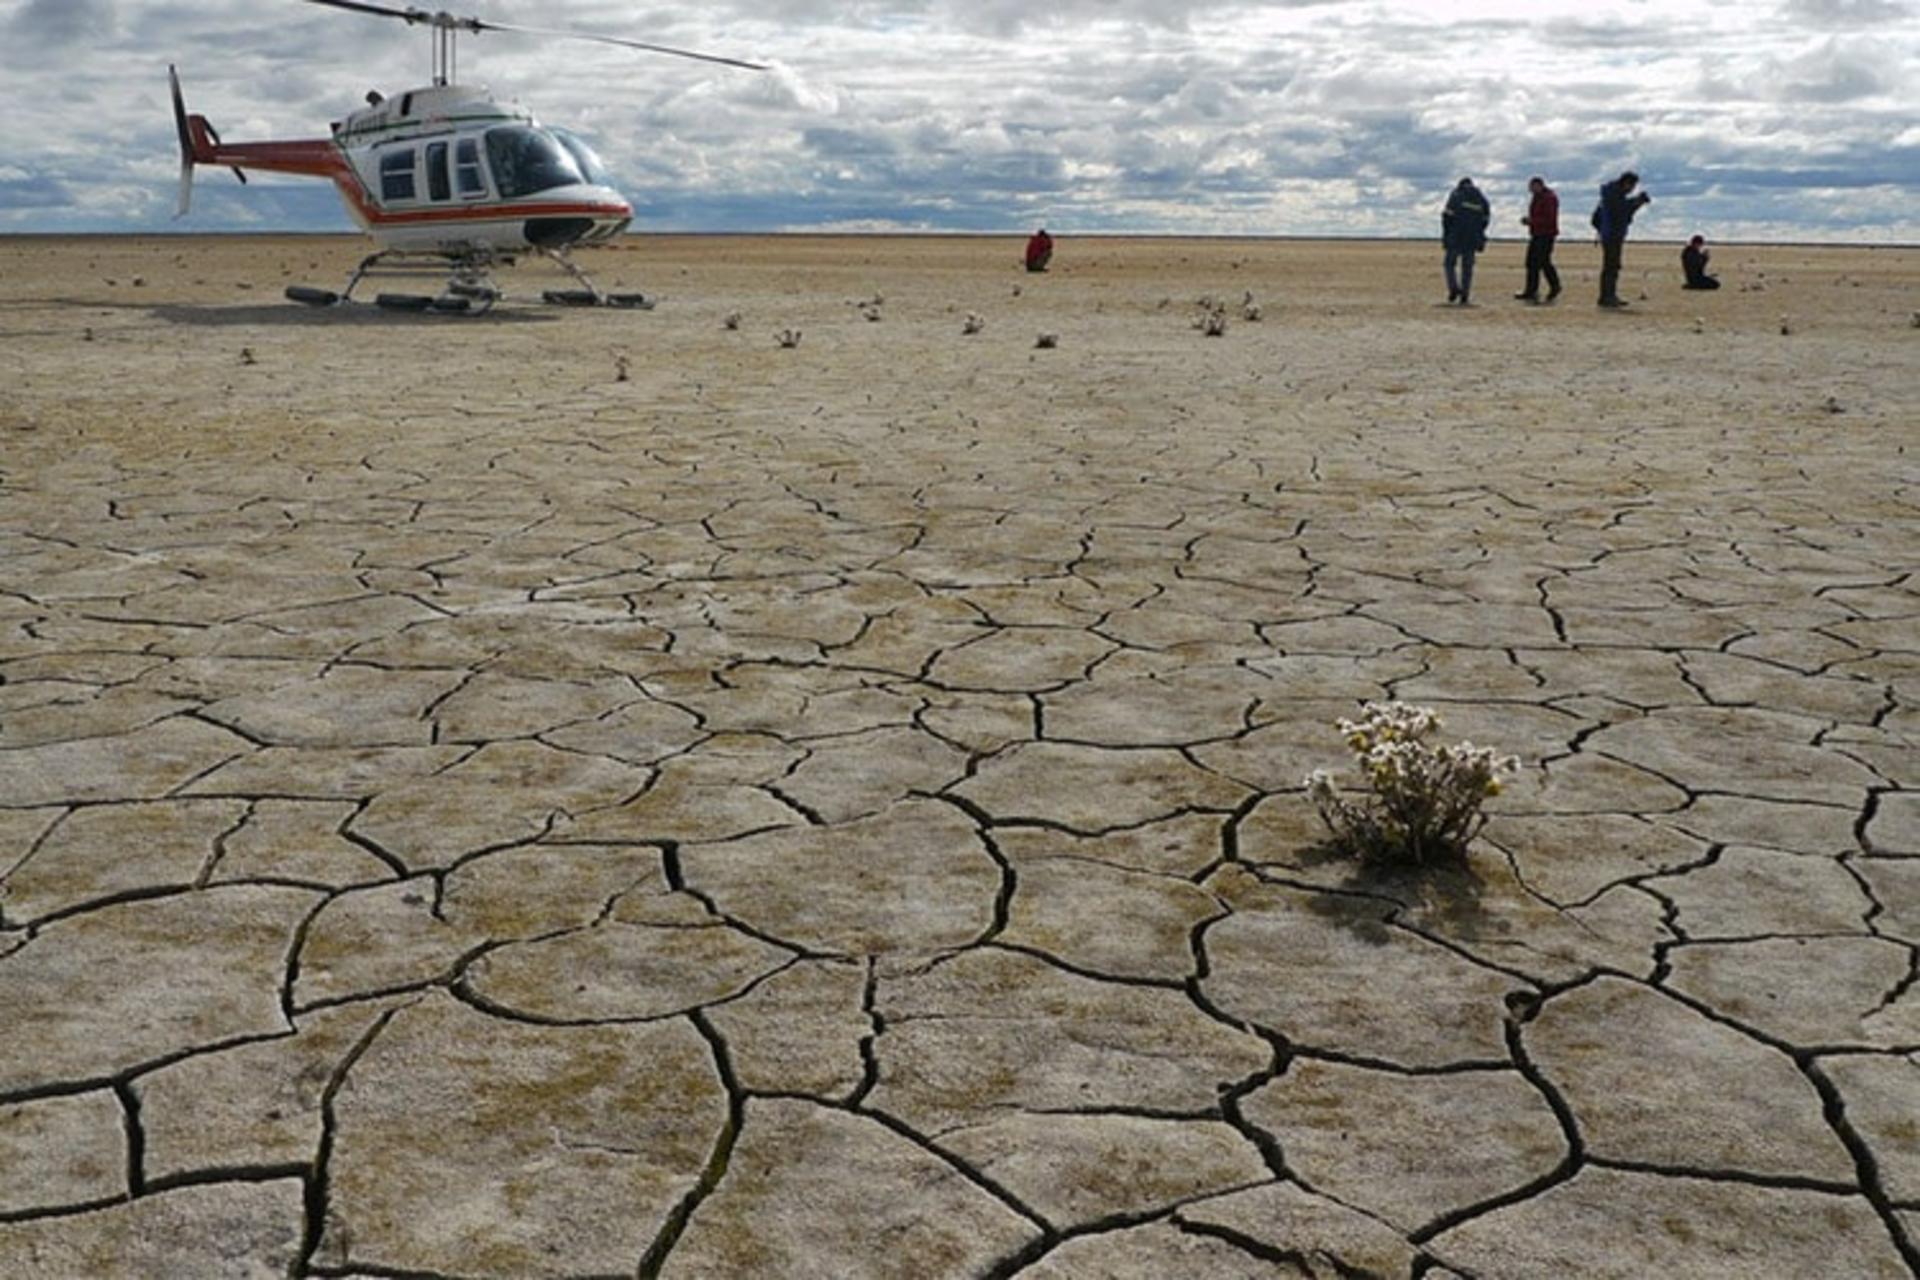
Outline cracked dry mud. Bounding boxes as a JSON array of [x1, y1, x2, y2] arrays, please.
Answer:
[[2, 234, 1918, 1278]]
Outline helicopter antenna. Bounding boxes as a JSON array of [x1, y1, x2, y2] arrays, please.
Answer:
[[298, 0, 767, 86]]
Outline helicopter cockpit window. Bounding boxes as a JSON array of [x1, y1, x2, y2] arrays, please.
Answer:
[[426, 142, 451, 202], [379, 147, 417, 202], [455, 139, 487, 198], [551, 130, 611, 187], [484, 126, 585, 200]]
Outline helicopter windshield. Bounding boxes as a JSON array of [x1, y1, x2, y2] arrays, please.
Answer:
[[550, 129, 612, 187], [484, 126, 585, 199]]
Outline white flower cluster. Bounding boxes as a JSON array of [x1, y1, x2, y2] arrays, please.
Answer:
[[1304, 701, 1519, 865]]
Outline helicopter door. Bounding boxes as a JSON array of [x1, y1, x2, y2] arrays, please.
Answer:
[[426, 142, 451, 202], [454, 138, 487, 200]]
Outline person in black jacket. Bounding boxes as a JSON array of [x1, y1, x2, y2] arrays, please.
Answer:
[[1682, 235, 1720, 290], [1594, 170, 1652, 308], [1441, 177, 1491, 305]]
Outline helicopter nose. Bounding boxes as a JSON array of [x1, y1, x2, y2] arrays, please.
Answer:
[[525, 208, 631, 248], [524, 190, 632, 248], [525, 216, 598, 248], [602, 196, 634, 239]]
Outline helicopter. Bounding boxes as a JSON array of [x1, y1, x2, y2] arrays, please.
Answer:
[[170, 0, 765, 314]]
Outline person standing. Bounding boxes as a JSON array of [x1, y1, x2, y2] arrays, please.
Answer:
[[1514, 176, 1561, 303], [1594, 170, 1652, 308], [1442, 177, 1491, 305]]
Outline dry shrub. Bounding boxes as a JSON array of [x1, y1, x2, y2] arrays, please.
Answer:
[[1305, 702, 1517, 866]]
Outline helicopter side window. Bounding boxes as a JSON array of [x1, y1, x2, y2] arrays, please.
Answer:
[[455, 138, 487, 199], [379, 147, 417, 202], [484, 126, 584, 200], [426, 142, 451, 202]]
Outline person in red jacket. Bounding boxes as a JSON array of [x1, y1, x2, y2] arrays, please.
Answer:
[[1025, 227, 1054, 273], [1515, 176, 1561, 303]]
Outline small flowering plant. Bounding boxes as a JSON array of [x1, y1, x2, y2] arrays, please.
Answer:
[[1305, 702, 1519, 866]]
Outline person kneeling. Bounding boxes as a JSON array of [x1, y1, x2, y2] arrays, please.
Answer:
[[1682, 235, 1720, 291], [1025, 228, 1054, 273]]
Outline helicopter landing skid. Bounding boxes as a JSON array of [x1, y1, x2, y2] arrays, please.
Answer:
[[283, 247, 649, 314], [352, 250, 499, 315], [283, 249, 502, 315], [536, 248, 654, 310]]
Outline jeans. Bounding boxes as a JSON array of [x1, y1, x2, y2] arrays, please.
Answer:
[[1444, 247, 1477, 301], [1599, 237, 1625, 302], [1524, 235, 1560, 298]]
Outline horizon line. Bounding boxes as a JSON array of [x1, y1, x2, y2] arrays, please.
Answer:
[[4, 230, 1917, 250]]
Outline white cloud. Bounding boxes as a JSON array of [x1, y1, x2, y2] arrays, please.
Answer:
[[5, 0, 117, 48], [0, 0, 1914, 239], [1783, 0, 1914, 27], [1771, 35, 1904, 100]]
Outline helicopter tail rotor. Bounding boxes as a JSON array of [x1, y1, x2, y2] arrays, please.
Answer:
[[170, 64, 196, 218], [170, 65, 248, 218]]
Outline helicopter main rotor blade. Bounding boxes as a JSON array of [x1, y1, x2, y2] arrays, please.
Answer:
[[467, 19, 767, 71], [299, 0, 456, 27], [295, 0, 763, 69]]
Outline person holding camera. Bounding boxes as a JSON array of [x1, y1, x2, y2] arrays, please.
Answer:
[[1682, 235, 1721, 290], [1593, 170, 1652, 308]]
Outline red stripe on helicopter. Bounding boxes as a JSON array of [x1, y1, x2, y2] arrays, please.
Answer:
[[360, 201, 631, 225]]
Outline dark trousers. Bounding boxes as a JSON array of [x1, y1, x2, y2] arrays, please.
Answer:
[[1599, 237, 1625, 302], [1523, 235, 1560, 298], [1444, 247, 1477, 300]]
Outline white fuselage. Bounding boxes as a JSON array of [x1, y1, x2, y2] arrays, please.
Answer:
[[329, 84, 632, 254]]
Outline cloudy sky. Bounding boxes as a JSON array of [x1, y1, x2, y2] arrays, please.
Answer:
[[2, 0, 1916, 240]]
